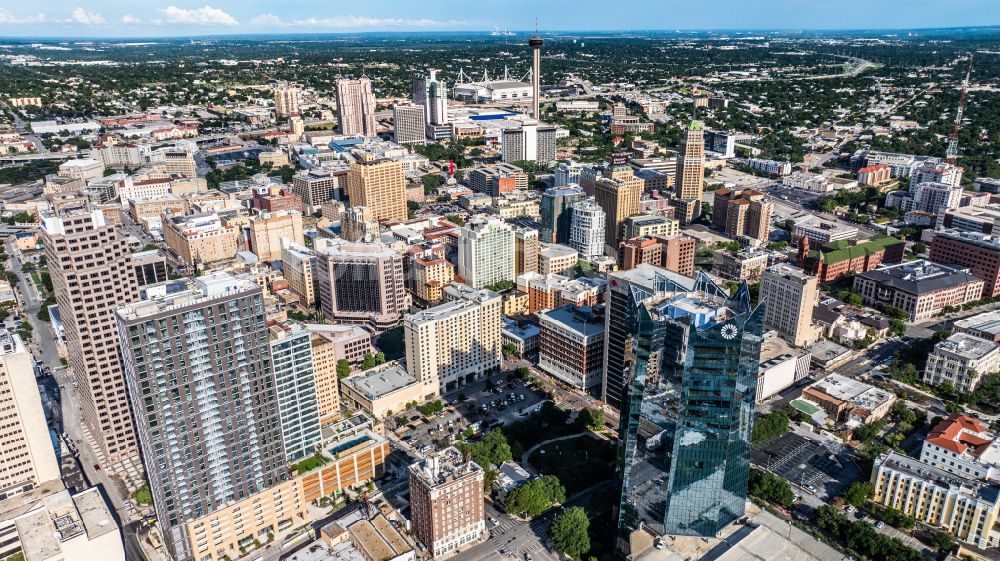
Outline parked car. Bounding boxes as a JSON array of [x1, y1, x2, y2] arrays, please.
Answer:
[[876, 521, 885, 529]]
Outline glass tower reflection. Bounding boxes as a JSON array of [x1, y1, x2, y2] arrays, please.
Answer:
[[614, 271, 764, 556]]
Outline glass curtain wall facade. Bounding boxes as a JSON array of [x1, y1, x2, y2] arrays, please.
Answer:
[[614, 271, 764, 556]]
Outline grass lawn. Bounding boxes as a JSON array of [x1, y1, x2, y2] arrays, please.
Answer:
[[528, 435, 615, 495], [292, 453, 330, 474], [131, 484, 153, 506]]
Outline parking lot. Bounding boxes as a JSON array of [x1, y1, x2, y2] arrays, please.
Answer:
[[390, 373, 550, 457], [751, 432, 861, 502]]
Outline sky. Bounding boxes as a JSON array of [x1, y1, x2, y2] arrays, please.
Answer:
[[0, 1, 998, 38]]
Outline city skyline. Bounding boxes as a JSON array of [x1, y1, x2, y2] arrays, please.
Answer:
[[0, 1, 999, 37]]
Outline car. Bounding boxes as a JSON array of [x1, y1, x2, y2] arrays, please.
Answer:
[[876, 521, 885, 529], [525, 554, 532, 561], [846, 505, 855, 513], [807, 484, 817, 493], [93, 464, 100, 471]]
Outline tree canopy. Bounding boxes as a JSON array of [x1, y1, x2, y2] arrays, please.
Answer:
[[504, 475, 566, 518], [550, 507, 590, 559]]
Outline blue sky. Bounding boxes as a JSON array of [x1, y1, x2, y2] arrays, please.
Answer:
[[0, 1, 997, 37]]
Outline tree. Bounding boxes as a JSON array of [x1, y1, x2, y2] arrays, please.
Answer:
[[912, 242, 927, 255], [336, 359, 352, 379], [577, 407, 604, 430], [361, 353, 376, 370], [374, 352, 386, 365], [36, 306, 50, 322], [504, 475, 565, 518], [752, 410, 789, 444], [748, 468, 794, 507], [844, 481, 873, 507], [502, 343, 516, 358], [419, 400, 444, 416], [550, 507, 590, 559], [933, 531, 955, 553]]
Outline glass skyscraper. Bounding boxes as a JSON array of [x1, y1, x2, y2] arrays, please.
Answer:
[[614, 271, 764, 556]]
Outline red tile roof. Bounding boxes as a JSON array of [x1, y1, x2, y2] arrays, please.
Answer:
[[927, 413, 992, 456]]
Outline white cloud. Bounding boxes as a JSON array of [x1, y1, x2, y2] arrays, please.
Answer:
[[250, 14, 470, 28], [249, 13, 283, 26], [158, 5, 238, 26], [71, 7, 107, 25], [0, 8, 45, 24], [121, 14, 141, 24]]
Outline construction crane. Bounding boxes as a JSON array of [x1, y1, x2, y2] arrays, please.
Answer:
[[945, 53, 974, 163]]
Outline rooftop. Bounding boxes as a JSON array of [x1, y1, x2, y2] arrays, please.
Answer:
[[408, 446, 482, 489], [539, 304, 606, 338], [117, 272, 258, 321], [878, 451, 999, 503], [342, 363, 420, 400], [925, 414, 1000, 464], [857, 260, 982, 295], [934, 332, 1000, 360], [811, 235, 902, 265], [954, 310, 1000, 338], [808, 373, 895, 412]]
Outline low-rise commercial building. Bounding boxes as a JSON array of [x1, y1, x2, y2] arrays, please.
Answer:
[[713, 248, 769, 281], [853, 261, 984, 321], [800, 373, 896, 425], [537, 243, 578, 277], [924, 333, 1000, 393], [5, 487, 125, 561], [792, 221, 858, 245], [954, 310, 1000, 343], [340, 364, 439, 419], [501, 318, 540, 358], [538, 305, 605, 394], [755, 333, 811, 402], [515, 272, 605, 314]]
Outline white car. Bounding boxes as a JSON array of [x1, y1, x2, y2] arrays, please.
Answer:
[[876, 521, 885, 529]]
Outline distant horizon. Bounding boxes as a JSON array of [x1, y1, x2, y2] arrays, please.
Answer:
[[3, 24, 1000, 42], [1, 1, 999, 39]]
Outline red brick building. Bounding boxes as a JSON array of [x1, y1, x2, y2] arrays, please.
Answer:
[[929, 230, 1000, 297], [798, 235, 905, 283]]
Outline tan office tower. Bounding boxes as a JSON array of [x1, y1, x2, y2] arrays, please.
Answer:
[[162, 150, 197, 179], [393, 103, 427, 144], [408, 448, 485, 559], [248, 210, 304, 261], [514, 227, 539, 276], [41, 199, 140, 466], [712, 188, 773, 242], [674, 121, 705, 224], [345, 155, 407, 222], [594, 177, 641, 251], [273, 83, 300, 118], [335, 77, 377, 137], [306, 323, 374, 424], [0, 330, 60, 498], [760, 263, 820, 347]]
